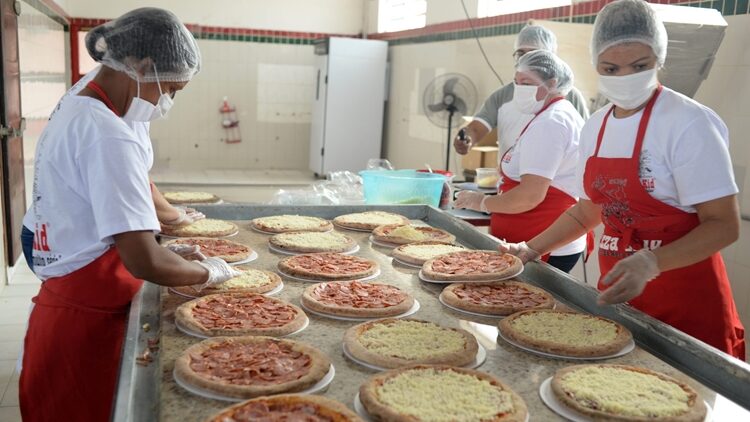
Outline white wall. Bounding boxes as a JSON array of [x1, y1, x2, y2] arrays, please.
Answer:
[[62, 0, 365, 34], [383, 20, 597, 173]]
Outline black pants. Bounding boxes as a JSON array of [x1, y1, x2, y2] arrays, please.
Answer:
[[21, 225, 34, 272], [547, 252, 581, 273]]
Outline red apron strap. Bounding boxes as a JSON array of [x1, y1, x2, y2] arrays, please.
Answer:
[[86, 81, 122, 117]]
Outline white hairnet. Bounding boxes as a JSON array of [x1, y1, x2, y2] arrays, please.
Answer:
[[591, 0, 668, 65], [85, 7, 201, 83], [514, 24, 558, 53], [515, 50, 574, 96]]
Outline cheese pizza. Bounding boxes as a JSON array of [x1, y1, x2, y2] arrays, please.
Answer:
[[161, 219, 238, 238], [372, 224, 455, 245], [269, 231, 356, 254], [175, 336, 330, 399], [171, 266, 281, 297], [333, 211, 410, 231], [343, 318, 477, 369], [391, 241, 466, 266], [163, 191, 220, 204], [251, 215, 333, 233]]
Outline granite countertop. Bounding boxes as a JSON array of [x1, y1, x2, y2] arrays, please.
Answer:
[[158, 221, 719, 421]]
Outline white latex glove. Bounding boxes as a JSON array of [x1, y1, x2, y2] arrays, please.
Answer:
[[498, 240, 541, 264], [166, 243, 206, 261], [598, 249, 660, 305], [454, 191, 489, 212], [195, 257, 242, 290], [163, 206, 206, 226]]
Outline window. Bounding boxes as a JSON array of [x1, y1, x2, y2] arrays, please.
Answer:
[[378, 0, 427, 33], [477, 0, 571, 18]]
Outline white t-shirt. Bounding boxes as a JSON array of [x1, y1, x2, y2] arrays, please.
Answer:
[[24, 96, 160, 279], [500, 100, 587, 256], [576, 87, 738, 213]]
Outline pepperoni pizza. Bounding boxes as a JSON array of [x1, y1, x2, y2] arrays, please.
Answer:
[[422, 251, 523, 281], [277, 253, 378, 281], [205, 395, 363, 421], [164, 237, 251, 262], [301, 280, 414, 318], [175, 292, 306, 337], [171, 267, 281, 297], [441, 281, 554, 316], [175, 336, 330, 399]]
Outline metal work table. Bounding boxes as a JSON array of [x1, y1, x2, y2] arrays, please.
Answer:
[[113, 205, 750, 422]]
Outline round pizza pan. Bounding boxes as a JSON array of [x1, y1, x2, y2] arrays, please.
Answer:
[[275, 267, 381, 283], [390, 257, 423, 269], [167, 281, 284, 299], [538, 377, 712, 422], [227, 250, 259, 266], [368, 235, 403, 249], [417, 267, 524, 284], [497, 330, 636, 361], [354, 392, 530, 422], [268, 243, 360, 256], [299, 299, 420, 322], [342, 342, 486, 372], [173, 363, 335, 402], [175, 314, 309, 339]]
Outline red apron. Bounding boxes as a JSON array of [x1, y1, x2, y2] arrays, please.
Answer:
[[584, 85, 745, 359], [491, 97, 590, 261], [19, 248, 143, 421]]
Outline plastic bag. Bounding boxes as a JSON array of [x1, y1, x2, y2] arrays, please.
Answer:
[[268, 171, 365, 205]]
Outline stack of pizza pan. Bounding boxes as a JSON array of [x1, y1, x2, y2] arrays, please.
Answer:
[[154, 210, 712, 422]]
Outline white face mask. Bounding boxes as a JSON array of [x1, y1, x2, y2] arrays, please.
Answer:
[[122, 66, 174, 122], [513, 83, 545, 114], [598, 68, 658, 110]]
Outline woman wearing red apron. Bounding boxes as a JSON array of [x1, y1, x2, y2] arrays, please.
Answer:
[[20, 9, 241, 421], [500, 0, 745, 359], [456, 50, 587, 273]]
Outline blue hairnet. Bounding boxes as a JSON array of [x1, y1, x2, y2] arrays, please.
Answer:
[[591, 0, 668, 65], [85, 7, 201, 82], [516, 50, 574, 96], [515, 24, 558, 53]]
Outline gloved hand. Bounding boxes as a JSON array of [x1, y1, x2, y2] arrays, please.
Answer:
[[166, 243, 206, 261], [453, 131, 472, 155], [195, 257, 242, 291], [598, 249, 660, 305], [163, 206, 205, 227], [498, 240, 541, 263], [454, 191, 489, 212]]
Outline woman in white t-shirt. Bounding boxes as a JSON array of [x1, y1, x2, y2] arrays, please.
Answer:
[[455, 50, 587, 273], [500, 0, 744, 359], [19, 9, 241, 422]]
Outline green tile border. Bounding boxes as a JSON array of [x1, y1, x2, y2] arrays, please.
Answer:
[[191, 31, 319, 45]]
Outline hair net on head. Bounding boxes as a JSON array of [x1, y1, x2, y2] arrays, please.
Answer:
[[591, 0, 668, 65], [85, 7, 201, 83], [515, 50, 574, 95], [514, 24, 558, 53]]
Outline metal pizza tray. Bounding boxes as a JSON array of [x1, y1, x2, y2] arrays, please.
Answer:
[[112, 205, 750, 422]]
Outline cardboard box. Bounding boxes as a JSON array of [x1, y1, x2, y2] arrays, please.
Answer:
[[461, 146, 499, 171]]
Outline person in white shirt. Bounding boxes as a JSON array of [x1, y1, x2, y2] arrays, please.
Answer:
[[455, 50, 587, 273], [19, 9, 241, 422], [500, 0, 744, 359], [454, 24, 589, 156]]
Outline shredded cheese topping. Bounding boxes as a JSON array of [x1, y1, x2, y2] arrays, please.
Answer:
[[164, 191, 216, 202], [214, 269, 272, 290], [510, 312, 618, 346], [359, 320, 466, 359], [171, 219, 235, 235], [399, 244, 464, 260], [337, 212, 406, 226], [254, 215, 326, 230], [560, 367, 691, 417], [274, 232, 351, 249], [389, 226, 427, 241], [376, 368, 514, 421]]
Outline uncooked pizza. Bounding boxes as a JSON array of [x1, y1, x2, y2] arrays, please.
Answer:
[[171, 266, 281, 297], [174, 336, 330, 399], [333, 211, 410, 231], [551, 364, 706, 422], [441, 281, 554, 316], [205, 394, 364, 422], [301, 280, 414, 318], [422, 251, 522, 281], [343, 318, 478, 369], [391, 241, 466, 266], [252, 215, 333, 233], [163, 191, 220, 204], [372, 224, 456, 245], [161, 219, 238, 238], [175, 292, 306, 337], [269, 231, 356, 254], [498, 309, 633, 357], [360, 365, 528, 422], [277, 253, 378, 281], [164, 237, 251, 262]]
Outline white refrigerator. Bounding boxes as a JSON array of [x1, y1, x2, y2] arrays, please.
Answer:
[[309, 37, 388, 176]]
